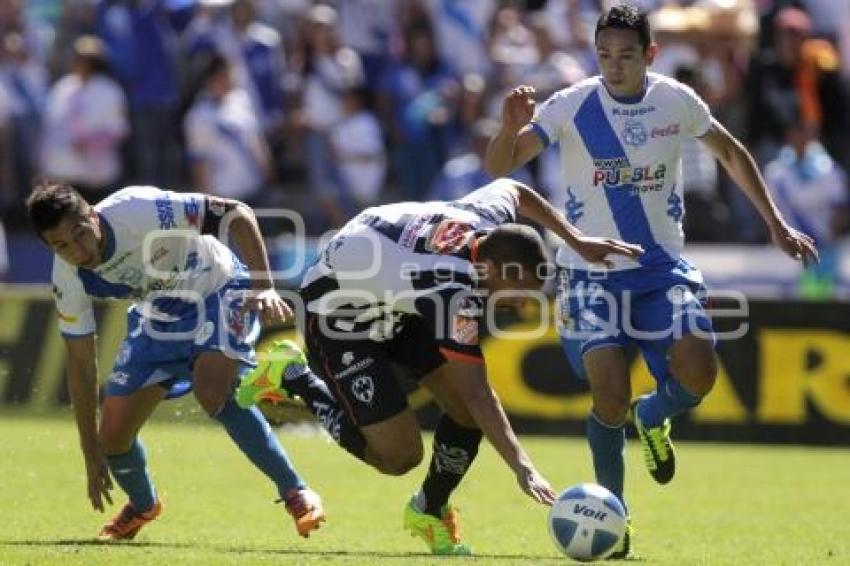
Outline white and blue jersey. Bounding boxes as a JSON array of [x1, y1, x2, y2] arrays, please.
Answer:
[[52, 186, 258, 397], [531, 72, 712, 271], [532, 73, 716, 381]]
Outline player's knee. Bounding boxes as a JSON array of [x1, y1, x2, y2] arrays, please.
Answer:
[[674, 352, 718, 397], [98, 429, 134, 455], [592, 395, 630, 425], [193, 387, 231, 417], [374, 447, 423, 476]]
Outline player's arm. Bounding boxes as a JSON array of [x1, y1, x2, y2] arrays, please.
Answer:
[[440, 357, 556, 505], [698, 118, 819, 265], [506, 180, 644, 266], [64, 334, 114, 512], [204, 198, 292, 325], [485, 86, 546, 177]]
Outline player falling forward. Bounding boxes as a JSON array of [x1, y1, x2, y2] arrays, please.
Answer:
[[26, 183, 325, 541], [238, 178, 643, 554], [484, 4, 818, 558]]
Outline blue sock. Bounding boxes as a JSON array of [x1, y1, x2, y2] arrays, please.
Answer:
[[586, 412, 626, 511], [215, 398, 305, 498], [106, 438, 157, 513], [638, 379, 702, 428]]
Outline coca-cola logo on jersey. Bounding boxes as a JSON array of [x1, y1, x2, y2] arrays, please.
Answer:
[[651, 123, 680, 138]]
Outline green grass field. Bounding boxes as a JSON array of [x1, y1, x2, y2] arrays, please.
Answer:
[[0, 413, 847, 566]]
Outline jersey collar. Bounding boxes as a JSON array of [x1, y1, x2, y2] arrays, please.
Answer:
[[602, 76, 648, 105]]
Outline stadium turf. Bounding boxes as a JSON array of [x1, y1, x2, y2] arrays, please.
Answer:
[[0, 413, 847, 565]]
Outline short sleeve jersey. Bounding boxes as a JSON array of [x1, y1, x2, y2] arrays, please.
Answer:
[[300, 180, 519, 363], [52, 186, 239, 337], [531, 72, 712, 270]]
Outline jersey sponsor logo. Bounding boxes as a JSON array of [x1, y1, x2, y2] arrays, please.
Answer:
[[427, 220, 473, 254], [155, 195, 176, 229], [451, 315, 479, 346], [150, 246, 169, 265], [592, 161, 667, 189], [399, 213, 434, 249], [651, 123, 680, 138], [184, 197, 202, 227], [622, 120, 647, 147], [351, 375, 375, 404], [612, 105, 656, 117]]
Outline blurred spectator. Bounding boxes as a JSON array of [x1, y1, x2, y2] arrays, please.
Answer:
[[521, 12, 588, 99], [41, 36, 128, 203], [292, 4, 365, 218], [0, 32, 47, 205], [185, 0, 287, 137], [489, 3, 538, 89], [329, 86, 387, 214], [184, 53, 271, 204], [429, 118, 531, 202], [0, 81, 14, 210], [424, 0, 495, 78], [746, 7, 849, 168], [378, 21, 458, 200], [47, 0, 96, 81], [765, 117, 849, 248], [333, 0, 395, 88], [95, 0, 181, 186], [765, 112, 850, 297]]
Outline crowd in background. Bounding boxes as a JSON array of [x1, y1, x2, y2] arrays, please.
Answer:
[[1, 0, 850, 282]]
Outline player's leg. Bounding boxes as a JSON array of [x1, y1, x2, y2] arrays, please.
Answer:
[[630, 268, 717, 485], [97, 384, 167, 540]]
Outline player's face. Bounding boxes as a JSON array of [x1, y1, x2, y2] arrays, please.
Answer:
[[595, 28, 655, 97], [42, 213, 103, 269]]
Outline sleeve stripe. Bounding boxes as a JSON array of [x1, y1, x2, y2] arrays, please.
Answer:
[[529, 122, 551, 148], [60, 331, 95, 340], [439, 347, 485, 365]]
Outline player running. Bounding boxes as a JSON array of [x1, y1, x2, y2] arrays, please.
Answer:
[[484, 4, 818, 559], [26, 182, 325, 541], [237, 178, 643, 554]]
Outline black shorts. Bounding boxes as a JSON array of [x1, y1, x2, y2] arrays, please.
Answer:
[[304, 313, 446, 427]]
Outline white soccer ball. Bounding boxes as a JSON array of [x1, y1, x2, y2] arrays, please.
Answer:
[[548, 483, 627, 561]]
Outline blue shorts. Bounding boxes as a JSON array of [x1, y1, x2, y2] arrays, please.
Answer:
[[557, 259, 715, 384], [105, 280, 260, 398]]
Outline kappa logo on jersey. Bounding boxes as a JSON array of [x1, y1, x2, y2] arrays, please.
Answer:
[[612, 105, 656, 117], [116, 341, 132, 366], [108, 371, 129, 386], [351, 375, 375, 404], [451, 315, 479, 346], [342, 351, 354, 366], [427, 220, 473, 254], [622, 120, 648, 147], [183, 197, 202, 227], [208, 197, 228, 218], [334, 355, 375, 380]]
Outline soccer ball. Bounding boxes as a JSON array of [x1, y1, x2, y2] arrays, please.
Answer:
[[548, 483, 627, 561]]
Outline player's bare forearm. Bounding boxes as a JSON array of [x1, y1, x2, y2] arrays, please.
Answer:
[[701, 120, 783, 229], [511, 181, 582, 247], [227, 204, 275, 291], [64, 335, 100, 457], [485, 128, 521, 177]]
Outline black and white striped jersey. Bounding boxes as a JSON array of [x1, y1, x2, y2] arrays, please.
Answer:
[[300, 180, 519, 363]]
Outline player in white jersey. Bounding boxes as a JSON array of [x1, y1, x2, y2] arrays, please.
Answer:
[[236, 178, 643, 554], [26, 182, 325, 541], [484, 4, 818, 559]]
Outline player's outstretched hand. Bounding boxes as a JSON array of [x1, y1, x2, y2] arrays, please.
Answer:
[[573, 236, 644, 269], [517, 466, 556, 506], [770, 221, 819, 267], [85, 454, 113, 512], [243, 289, 294, 327], [501, 85, 537, 134]]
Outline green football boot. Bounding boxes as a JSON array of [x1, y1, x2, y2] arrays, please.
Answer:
[[236, 339, 307, 408], [632, 397, 676, 484], [403, 498, 472, 555]]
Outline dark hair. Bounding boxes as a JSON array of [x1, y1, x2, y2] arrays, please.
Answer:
[[26, 181, 91, 238], [477, 224, 548, 283], [595, 4, 651, 50]]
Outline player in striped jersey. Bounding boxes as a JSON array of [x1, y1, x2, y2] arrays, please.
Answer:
[[238, 178, 642, 554], [485, 4, 818, 558]]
